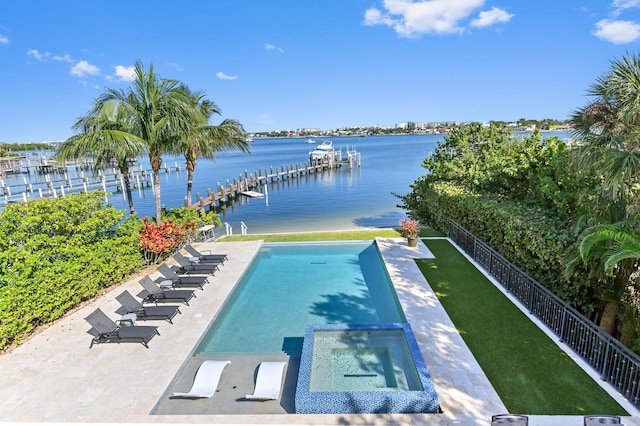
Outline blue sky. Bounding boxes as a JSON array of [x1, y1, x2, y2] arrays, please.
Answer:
[[1, 1, 640, 142]]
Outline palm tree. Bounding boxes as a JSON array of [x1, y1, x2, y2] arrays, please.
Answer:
[[572, 209, 640, 334], [569, 52, 640, 334], [178, 87, 250, 206], [91, 61, 200, 223], [56, 102, 146, 215], [570, 53, 640, 206]]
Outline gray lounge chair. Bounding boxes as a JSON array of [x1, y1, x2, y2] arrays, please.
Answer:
[[172, 252, 219, 275], [139, 276, 195, 306], [155, 263, 208, 290], [184, 244, 227, 264], [116, 290, 181, 323], [84, 308, 159, 349]]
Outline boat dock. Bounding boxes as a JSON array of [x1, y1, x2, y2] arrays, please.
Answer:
[[191, 147, 360, 212], [0, 146, 360, 210], [0, 163, 181, 206]]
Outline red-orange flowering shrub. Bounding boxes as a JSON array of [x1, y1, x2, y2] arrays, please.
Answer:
[[139, 218, 196, 264]]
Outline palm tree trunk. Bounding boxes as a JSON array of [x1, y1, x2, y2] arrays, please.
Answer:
[[599, 301, 619, 335], [123, 173, 135, 215], [599, 274, 628, 335], [186, 158, 195, 207], [150, 153, 163, 224]]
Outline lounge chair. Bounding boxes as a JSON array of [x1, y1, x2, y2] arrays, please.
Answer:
[[155, 263, 208, 290], [172, 252, 219, 275], [84, 308, 159, 349], [583, 415, 620, 425], [172, 360, 231, 398], [116, 290, 181, 323], [139, 276, 195, 306], [184, 244, 228, 264], [245, 361, 287, 401]]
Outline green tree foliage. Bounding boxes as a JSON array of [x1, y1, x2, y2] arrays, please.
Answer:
[[0, 142, 53, 156], [56, 101, 147, 215], [176, 87, 250, 206], [0, 194, 145, 349], [398, 122, 594, 311], [89, 61, 202, 223], [161, 206, 221, 229]]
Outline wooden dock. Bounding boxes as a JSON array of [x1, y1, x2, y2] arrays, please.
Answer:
[[0, 148, 360, 210], [0, 163, 181, 205], [190, 152, 360, 212]]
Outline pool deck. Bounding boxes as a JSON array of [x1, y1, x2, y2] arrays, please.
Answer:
[[0, 238, 638, 425]]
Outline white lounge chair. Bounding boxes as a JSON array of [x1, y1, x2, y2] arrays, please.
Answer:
[[172, 360, 230, 398], [245, 361, 287, 401]]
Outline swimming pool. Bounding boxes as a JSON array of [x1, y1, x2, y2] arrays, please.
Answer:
[[195, 241, 405, 354]]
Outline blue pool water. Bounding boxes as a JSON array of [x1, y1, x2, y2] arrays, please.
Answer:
[[196, 241, 405, 354]]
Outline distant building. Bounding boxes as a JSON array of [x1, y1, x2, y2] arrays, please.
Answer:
[[297, 128, 321, 135]]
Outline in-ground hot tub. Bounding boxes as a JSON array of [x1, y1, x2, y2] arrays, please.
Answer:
[[295, 323, 440, 414]]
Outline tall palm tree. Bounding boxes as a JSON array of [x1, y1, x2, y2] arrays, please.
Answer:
[[178, 87, 250, 206], [91, 61, 200, 223], [569, 52, 640, 334], [56, 102, 146, 215]]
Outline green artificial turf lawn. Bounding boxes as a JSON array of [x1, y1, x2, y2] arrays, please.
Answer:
[[418, 238, 628, 416]]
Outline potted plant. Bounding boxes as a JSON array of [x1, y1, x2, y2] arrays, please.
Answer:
[[399, 218, 420, 247]]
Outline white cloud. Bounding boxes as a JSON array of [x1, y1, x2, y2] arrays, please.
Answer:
[[216, 71, 238, 80], [112, 65, 135, 82], [265, 43, 284, 53], [470, 7, 513, 28], [613, 0, 640, 10], [52, 53, 73, 62], [70, 60, 100, 78], [363, 0, 510, 38], [27, 49, 50, 61], [610, 0, 640, 17], [593, 19, 640, 43], [0, 34, 8, 44]]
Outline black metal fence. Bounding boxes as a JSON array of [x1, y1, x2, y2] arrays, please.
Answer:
[[448, 219, 640, 409]]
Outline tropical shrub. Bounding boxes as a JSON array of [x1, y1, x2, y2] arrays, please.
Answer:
[[139, 218, 194, 264], [139, 207, 221, 264], [0, 194, 145, 349], [161, 206, 221, 229]]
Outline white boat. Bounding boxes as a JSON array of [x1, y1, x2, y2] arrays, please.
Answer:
[[309, 140, 334, 161], [305, 139, 316, 144]]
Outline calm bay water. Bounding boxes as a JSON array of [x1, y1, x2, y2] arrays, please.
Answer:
[[121, 134, 438, 234], [3, 132, 570, 235]]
